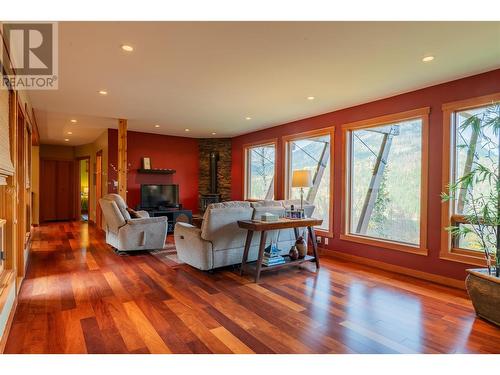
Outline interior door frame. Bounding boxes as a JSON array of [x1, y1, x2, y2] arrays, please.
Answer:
[[75, 156, 91, 221], [15, 103, 26, 278], [95, 150, 103, 229]]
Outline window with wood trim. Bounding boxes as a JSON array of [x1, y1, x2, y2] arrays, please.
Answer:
[[285, 129, 333, 233], [441, 93, 500, 265], [244, 142, 276, 200], [342, 108, 429, 254]]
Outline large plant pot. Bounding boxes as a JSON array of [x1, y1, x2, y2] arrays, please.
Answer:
[[466, 268, 500, 326]]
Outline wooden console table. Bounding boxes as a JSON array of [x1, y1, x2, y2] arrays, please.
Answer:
[[237, 218, 323, 282]]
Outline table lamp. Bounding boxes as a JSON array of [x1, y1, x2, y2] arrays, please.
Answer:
[[291, 169, 312, 211]]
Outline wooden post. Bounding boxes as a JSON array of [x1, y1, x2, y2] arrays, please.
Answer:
[[118, 119, 127, 202]]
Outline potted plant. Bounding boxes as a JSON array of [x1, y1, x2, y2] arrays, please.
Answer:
[[441, 102, 500, 326]]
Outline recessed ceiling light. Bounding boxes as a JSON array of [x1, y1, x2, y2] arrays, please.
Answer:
[[121, 44, 134, 52], [245, 117, 252, 120], [422, 55, 435, 62], [67, 131, 73, 135], [184, 128, 190, 132], [98, 90, 108, 95], [64, 138, 69, 142], [154, 124, 160, 128], [70, 119, 77, 123], [211, 132, 217, 135], [307, 96, 315, 100]]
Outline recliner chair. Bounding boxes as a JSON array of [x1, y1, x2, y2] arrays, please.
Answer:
[[99, 193, 168, 251]]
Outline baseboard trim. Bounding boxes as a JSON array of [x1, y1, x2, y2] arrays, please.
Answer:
[[322, 248, 466, 290], [0, 294, 17, 353]]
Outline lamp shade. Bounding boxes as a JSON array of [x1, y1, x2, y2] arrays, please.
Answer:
[[291, 169, 313, 188]]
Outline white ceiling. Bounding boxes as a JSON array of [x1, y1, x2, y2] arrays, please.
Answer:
[[29, 21, 500, 145]]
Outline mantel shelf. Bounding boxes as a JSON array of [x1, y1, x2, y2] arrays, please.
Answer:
[[137, 168, 176, 175]]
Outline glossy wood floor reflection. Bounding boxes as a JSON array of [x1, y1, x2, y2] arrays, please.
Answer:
[[5, 222, 500, 354]]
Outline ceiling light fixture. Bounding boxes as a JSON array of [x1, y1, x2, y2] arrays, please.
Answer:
[[307, 96, 315, 100], [184, 128, 190, 132], [98, 90, 108, 95], [70, 119, 77, 123], [67, 131, 73, 135], [64, 138, 70, 142], [422, 55, 435, 62], [245, 117, 252, 120], [121, 44, 134, 52], [154, 124, 160, 128], [211, 132, 217, 135]]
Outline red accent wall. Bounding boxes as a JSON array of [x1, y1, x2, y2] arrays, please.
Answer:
[[231, 68, 500, 281], [108, 129, 199, 213]]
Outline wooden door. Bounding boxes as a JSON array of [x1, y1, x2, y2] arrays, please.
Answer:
[[95, 150, 103, 229], [40, 159, 75, 222], [40, 159, 57, 222], [56, 160, 74, 220]]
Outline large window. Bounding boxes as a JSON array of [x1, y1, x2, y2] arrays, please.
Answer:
[[244, 142, 276, 200], [342, 108, 429, 254], [285, 130, 333, 233], [441, 93, 500, 265]]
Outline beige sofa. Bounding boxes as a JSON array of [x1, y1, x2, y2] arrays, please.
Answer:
[[99, 194, 168, 251], [174, 200, 314, 271]]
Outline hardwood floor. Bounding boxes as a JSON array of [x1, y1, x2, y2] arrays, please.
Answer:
[[4, 221, 500, 354]]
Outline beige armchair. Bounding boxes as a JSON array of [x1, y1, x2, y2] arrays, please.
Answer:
[[99, 194, 168, 252]]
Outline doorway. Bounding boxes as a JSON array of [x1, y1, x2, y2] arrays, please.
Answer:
[[95, 150, 103, 229], [77, 157, 90, 221]]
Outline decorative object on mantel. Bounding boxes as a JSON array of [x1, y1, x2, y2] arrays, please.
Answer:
[[142, 157, 151, 170], [289, 245, 299, 260], [295, 235, 307, 258], [441, 102, 500, 326]]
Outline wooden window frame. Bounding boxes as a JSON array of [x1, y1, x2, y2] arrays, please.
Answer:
[[440, 93, 500, 266], [242, 139, 278, 201], [340, 108, 430, 255], [282, 127, 334, 238]]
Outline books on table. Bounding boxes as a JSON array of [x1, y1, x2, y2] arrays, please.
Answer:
[[262, 256, 285, 266], [263, 242, 285, 266]]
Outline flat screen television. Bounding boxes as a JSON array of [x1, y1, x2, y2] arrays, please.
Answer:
[[140, 184, 179, 208]]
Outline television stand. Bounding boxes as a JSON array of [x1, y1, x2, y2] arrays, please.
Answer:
[[138, 207, 193, 233]]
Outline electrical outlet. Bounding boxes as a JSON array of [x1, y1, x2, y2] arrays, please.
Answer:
[[324, 238, 329, 245], [316, 236, 322, 244]]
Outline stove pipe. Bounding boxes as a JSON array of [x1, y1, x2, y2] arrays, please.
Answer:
[[209, 151, 219, 194]]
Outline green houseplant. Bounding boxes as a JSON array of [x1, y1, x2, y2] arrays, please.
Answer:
[[441, 102, 500, 325]]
